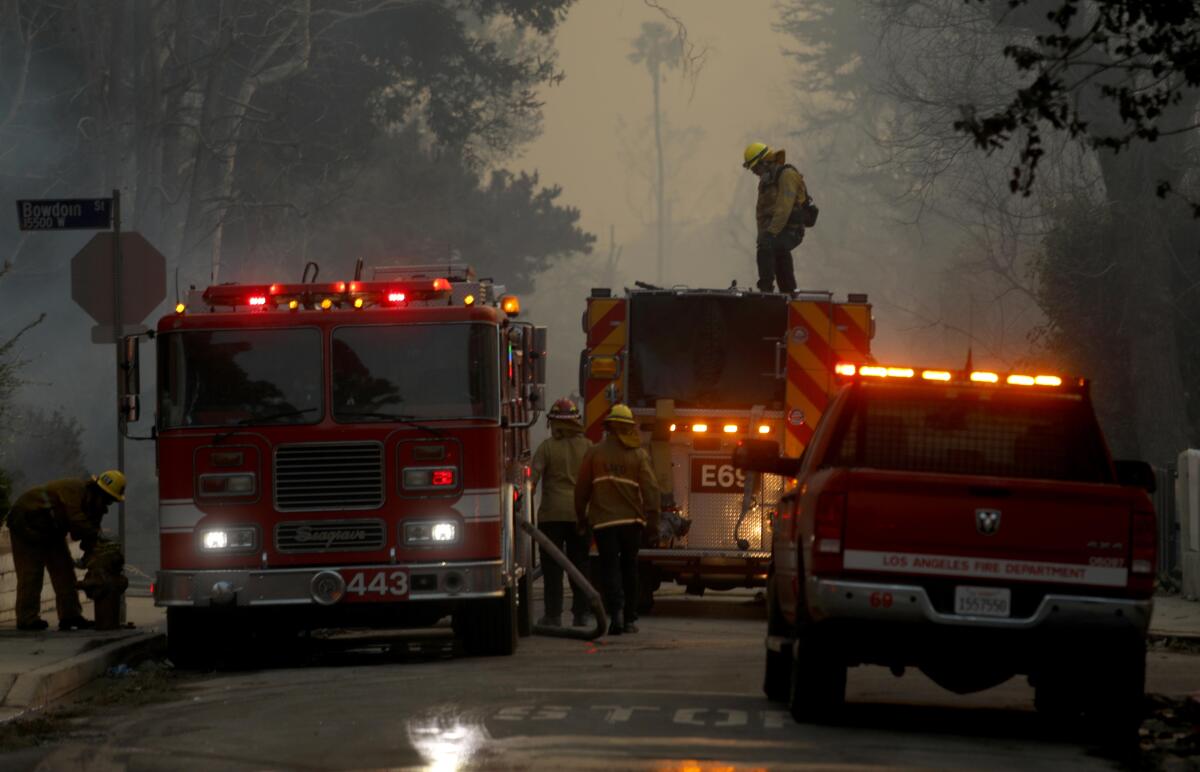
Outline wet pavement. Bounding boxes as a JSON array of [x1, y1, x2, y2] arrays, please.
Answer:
[[2, 588, 1199, 770]]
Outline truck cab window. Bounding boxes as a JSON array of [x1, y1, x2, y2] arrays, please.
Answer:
[[157, 328, 322, 430], [331, 323, 499, 422]]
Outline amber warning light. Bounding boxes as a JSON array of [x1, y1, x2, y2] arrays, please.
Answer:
[[835, 362, 1074, 390]]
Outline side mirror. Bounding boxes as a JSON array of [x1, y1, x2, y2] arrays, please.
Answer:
[[1114, 459, 1157, 494], [532, 326, 548, 386], [732, 439, 801, 477], [120, 335, 140, 422], [524, 383, 546, 413]]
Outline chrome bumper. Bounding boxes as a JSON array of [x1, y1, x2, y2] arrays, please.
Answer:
[[809, 578, 1152, 632], [155, 561, 506, 607]]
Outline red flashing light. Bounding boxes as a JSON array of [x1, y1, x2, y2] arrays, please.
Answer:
[[248, 296, 267, 307], [431, 469, 455, 487], [432, 277, 451, 291], [334, 281, 347, 293], [388, 291, 407, 303], [268, 284, 281, 295], [349, 281, 361, 293]]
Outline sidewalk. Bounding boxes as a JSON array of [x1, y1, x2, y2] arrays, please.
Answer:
[[1151, 594, 1200, 640], [0, 595, 164, 722]]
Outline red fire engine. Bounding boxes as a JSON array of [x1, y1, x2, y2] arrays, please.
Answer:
[[151, 265, 546, 664], [580, 286, 873, 608]]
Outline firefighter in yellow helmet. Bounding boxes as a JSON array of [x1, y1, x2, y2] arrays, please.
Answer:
[[743, 141, 810, 293], [530, 398, 594, 628], [574, 404, 660, 636], [3, 470, 125, 631]]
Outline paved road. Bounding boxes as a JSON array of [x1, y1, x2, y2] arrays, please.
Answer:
[[5, 589, 1199, 771]]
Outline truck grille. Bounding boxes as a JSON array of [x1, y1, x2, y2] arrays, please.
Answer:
[[275, 519, 386, 553], [274, 442, 384, 511]]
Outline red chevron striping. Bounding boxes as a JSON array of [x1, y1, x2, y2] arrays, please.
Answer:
[[587, 301, 627, 347], [833, 305, 870, 355], [788, 364, 831, 414], [787, 420, 814, 447]]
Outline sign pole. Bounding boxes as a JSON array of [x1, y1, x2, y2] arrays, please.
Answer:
[[111, 189, 126, 625]]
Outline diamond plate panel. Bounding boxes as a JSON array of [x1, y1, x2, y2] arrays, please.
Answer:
[[669, 450, 784, 551]]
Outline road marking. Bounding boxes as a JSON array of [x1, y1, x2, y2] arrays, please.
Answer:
[[591, 705, 660, 723], [517, 687, 761, 698]]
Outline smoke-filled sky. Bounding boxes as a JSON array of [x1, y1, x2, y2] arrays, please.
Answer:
[[522, 0, 792, 262]]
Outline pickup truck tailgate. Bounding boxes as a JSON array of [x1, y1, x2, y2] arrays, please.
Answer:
[[840, 471, 1132, 589]]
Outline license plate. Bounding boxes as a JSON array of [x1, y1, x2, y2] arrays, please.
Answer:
[[953, 585, 1011, 617], [339, 569, 410, 602]]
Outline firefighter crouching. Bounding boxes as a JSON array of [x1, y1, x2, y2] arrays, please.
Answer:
[[574, 405, 660, 636], [530, 398, 594, 628], [3, 471, 126, 631]]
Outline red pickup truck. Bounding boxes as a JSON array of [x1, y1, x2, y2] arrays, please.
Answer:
[[735, 364, 1157, 735]]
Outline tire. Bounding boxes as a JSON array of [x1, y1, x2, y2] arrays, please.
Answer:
[[636, 563, 659, 615], [516, 573, 533, 638], [166, 607, 215, 670], [453, 588, 518, 657], [763, 571, 793, 702], [763, 571, 792, 705], [1082, 637, 1147, 745], [788, 623, 847, 723]]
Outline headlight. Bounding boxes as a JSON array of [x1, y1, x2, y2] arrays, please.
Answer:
[[401, 466, 457, 491], [199, 526, 257, 552], [404, 521, 459, 546], [198, 473, 257, 497]]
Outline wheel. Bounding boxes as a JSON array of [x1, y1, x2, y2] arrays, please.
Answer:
[[1081, 636, 1146, 745], [788, 623, 847, 723], [453, 588, 518, 657], [166, 607, 215, 670], [516, 573, 533, 638], [636, 563, 659, 615], [763, 572, 793, 702]]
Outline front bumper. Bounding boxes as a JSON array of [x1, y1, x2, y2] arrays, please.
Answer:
[[809, 578, 1152, 632], [155, 561, 506, 607]]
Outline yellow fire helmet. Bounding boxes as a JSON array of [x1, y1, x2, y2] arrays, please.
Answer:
[[743, 141, 771, 170], [605, 404, 637, 425], [93, 469, 126, 502]]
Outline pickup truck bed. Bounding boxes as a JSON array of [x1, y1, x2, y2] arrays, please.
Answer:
[[746, 369, 1156, 738]]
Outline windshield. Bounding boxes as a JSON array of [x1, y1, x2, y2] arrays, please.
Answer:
[[825, 385, 1114, 483], [627, 293, 786, 409], [158, 329, 322, 429], [332, 323, 499, 422]]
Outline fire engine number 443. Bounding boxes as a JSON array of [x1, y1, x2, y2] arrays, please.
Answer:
[[340, 569, 409, 601]]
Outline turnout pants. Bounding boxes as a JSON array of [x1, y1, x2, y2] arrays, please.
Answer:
[[756, 245, 797, 293], [7, 524, 82, 627], [594, 523, 642, 624], [538, 521, 590, 619]]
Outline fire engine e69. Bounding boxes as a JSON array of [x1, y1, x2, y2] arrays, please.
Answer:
[[150, 265, 545, 665]]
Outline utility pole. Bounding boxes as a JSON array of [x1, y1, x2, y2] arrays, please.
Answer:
[[111, 189, 126, 622]]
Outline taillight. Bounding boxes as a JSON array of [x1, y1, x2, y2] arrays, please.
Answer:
[[402, 466, 457, 491], [811, 492, 846, 574], [1130, 509, 1156, 592]]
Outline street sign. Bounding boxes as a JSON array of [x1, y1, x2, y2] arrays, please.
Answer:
[[70, 232, 166, 327], [16, 198, 113, 231]]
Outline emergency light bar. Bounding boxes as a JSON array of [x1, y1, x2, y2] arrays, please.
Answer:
[[835, 362, 1080, 390], [199, 278, 453, 311]]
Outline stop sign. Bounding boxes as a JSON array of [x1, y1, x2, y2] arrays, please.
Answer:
[[70, 232, 167, 326]]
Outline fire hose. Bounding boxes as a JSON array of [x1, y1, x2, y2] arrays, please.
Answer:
[[518, 520, 607, 641]]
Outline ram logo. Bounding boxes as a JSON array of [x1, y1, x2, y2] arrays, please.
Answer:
[[975, 509, 1002, 536]]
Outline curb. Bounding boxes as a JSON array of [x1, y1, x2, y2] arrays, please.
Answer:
[[1, 631, 166, 716]]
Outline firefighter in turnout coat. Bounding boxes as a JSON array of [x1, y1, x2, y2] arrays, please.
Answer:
[[744, 142, 809, 293], [530, 398, 594, 627], [4, 471, 125, 631], [574, 404, 660, 636]]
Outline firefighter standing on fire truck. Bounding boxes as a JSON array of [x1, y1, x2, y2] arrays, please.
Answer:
[[3, 471, 125, 631], [744, 142, 808, 294], [574, 404, 660, 636], [530, 398, 594, 628]]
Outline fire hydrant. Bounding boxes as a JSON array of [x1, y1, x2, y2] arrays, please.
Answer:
[[77, 541, 129, 631]]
